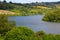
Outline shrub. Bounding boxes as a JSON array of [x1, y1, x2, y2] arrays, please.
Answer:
[[0, 15, 15, 34], [5, 27, 41, 40], [0, 34, 4, 40], [42, 34, 56, 40], [55, 35, 60, 40], [42, 9, 60, 22], [0, 15, 9, 34], [37, 31, 45, 35], [8, 20, 16, 27], [36, 31, 45, 38]]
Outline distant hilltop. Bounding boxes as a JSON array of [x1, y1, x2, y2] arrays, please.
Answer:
[[0, 0, 60, 8], [0, 0, 60, 16], [23, 1, 60, 8]]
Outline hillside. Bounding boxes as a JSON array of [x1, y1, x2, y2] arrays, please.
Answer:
[[55, 4, 60, 8], [0, 1, 60, 16], [0, 10, 15, 14], [0, 2, 31, 16], [0, 1, 50, 16], [24, 1, 60, 8], [32, 6, 52, 9]]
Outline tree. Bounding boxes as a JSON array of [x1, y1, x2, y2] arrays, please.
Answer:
[[0, 15, 16, 34], [3, 0, 7, 3], [9, 1, 12, 4]]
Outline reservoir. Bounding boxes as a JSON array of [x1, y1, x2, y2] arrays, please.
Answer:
[[8, 15, 60, 34]]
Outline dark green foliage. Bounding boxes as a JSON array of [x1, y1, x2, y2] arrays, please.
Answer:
[[9, 1, 12, 4], [0, 15, 15, 34], [8, 20, 16, 27], [55, 35, 60, 40], [5, 27, 41, 40], [0, 26, 60, 40], [36, 31, 60, 40], [37, 31, 45, 37], [24, 2, 56, 8], [43, 9, 60, 22], [0, 34, 4, 40], [0, 15, 9, 34], [42, 34, 56, 40], [0, 2, 15, 10], [3, 0, 7, 3]]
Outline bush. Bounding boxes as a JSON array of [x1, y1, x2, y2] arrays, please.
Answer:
[[35, 31, 46, 39], [37, 31, 45, 36], [42, 9, 60, 22], [0, 2, 14, 10], [55, 35, 60, 40], [42, 34, 56, 40], [5, 27, 41, 40], [0, 34, 4, 40], [0, 15, 9, 34], [8, 20, 16, 27], [0, 15, 15, 34]]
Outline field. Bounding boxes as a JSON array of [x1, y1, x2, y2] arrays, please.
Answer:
[[0, 10, 15, 14]]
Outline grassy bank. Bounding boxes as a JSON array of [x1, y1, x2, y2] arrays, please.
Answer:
[[42, 8, 60, 22]]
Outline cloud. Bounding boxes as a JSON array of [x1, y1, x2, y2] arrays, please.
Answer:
[[0, 0, 60, 3]]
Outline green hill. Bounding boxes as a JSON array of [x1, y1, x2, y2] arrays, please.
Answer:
[[0, 1, 53, 16], [1, 1, 60, 16]]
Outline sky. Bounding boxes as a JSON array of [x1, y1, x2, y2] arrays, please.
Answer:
[[0, 0, 60, 3]]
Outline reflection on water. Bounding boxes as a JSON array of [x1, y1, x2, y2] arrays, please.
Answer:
[[8, 15, 60, 34]]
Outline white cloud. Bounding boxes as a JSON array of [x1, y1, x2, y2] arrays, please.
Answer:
[[0, 0, 60, 3]]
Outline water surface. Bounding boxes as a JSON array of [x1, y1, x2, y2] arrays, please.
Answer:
[[8, 15, 60, 34]]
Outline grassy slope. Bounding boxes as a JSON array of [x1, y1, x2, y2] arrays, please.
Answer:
[[55, 4, 60, 8], [32, 6, 52, 9], [0, 2, 53, 16], [0, 10, 16, 14]]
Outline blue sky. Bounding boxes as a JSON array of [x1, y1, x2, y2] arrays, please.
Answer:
[[0, 0, 60, 3]]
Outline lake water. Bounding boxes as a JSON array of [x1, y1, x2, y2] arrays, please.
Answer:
[[8, 15, 60, 34]]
